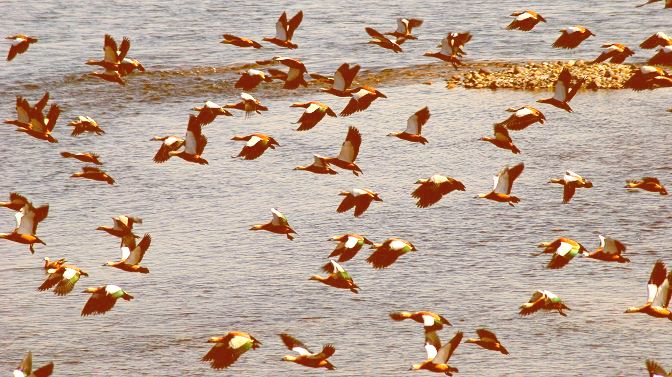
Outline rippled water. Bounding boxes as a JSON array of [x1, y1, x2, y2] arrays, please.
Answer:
[[1, 1, 671, 376]]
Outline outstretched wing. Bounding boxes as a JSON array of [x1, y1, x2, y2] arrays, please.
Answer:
[[336, 126, 361, 163], [433, 331, 463, 364], [279, 333, 312, 355], [405, 106, 430, 135]]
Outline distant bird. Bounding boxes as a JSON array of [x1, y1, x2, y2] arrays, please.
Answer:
[[263, 10, 303, 49], [13, 103, 60, 143], [424, 33, 470, 68], [235, 69, 273, 91], [118, 57, 144, 76], [625, 177, 668, 195], [537, 67, 584, 113], [96, 215, 142, 239], [636, 0, 672, 7], [13, 351, 53, 377], [68, 116, 104, 136], [38, 264, 89, 296], [267, 57, 308, 89], [323, 126, 363, 175], [365, 27, 402, 53], [328, 233, 373, 262], [367, 237, 417, 269], [225, 92, 269, 117], [339, 86, 387, 117], [552, 26, 594, 49], [536, 237, 588, 269], [220, 34, 262, 48], [310, 259, 360, 293], [337, 188, 383, 217], [104, 233, 151, 273], [315, 63, 361, 97], [507, 10, 546, 31], [646, 359, 672, 377], [202, 332, 261, 370], [279, 333, 335, 370], [412, 175, 466, 208], [625, 260, 672, 320], [388, 106, 430, 144], [191, 101, 232, 125], [519, 290, 570, 316], [231, 133, 279, 160], [465, 329, 509, 355], [6, 34, 38, 61], [250, 208, 296, 240], [0, 192, 31, 211], [585, 235, 629, 263], [294, 155, 337, 175], [290, 101, 336, 131], [521, 117, 554, 144], [411, 330, 462, 375], [168, 115, 208, 164], [476, 163, 524, 206], [151, 135, 185, 164], [81, 284, 133, 316], [640, 32, 672, 49], [624, 65, 672, 90], [480, 123, 521, 154], [385, 18, 424, 42], [592, 43, 635, 64], [71, 166, 115, 185], [60, 152, 103, 165], [648, 45, 672, 66], [549, 170, 593, 204], [389, 311, 452, 331]]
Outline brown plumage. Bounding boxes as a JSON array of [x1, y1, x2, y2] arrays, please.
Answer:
[[367, 238, 417, 269], [291, 101, 336, 131], [624, 65, 672, 90], [235, 69, 273, 91], [263, 10, 303, 49], [480, 123, 521, 154], [71, 166, 115, 185], [497, 106, 546, 131], [13, 103, 60, 143], [231, 133, 279, 160], [388, 106, 430, 144], [339, 86, 387, 117], [167, 115, 208, 165], [250, 208, 296, 241], [552, 26, 594, 49], [203, 332, 261, 370], [412, 175, 466, 208], [549, 170, 593, 204], [328, 233, 373, 262], [151, 135, 185, 164], [68, 116, 104, 136], [625, 177, 668, 195], [465, 329, 509, 355], [81, 285, 133, 316], [585, 235, 629, 263], [365, 27, 402, 53], [309, 259, 359, 294], [537, 67, 584, 112], [336, 188, 382, 217], [423, 32, 472, 68], [640, 32, 672, 49], [104, 233, 152, 273], [6, 34, 38, 61], [279, 333, 336, 370], [507, 10, 546, 31], [294, 155, 337, 175], [60, 152, 103, 165], [323, 126, 363, 175], [38, 264, 89, 296], [385, 18, 423, 42], [191, 101, 233, 125], [224, 92, 269, 117], [519, 290, 570, 316], [389, 310, 452, 330], [269, 57, 308, 89], [0, 192, 31, 212], [316, 63, 361, 97], [220, 34, 262, 48], [477, 163, 524, 206], [592, 43, 635, 64]]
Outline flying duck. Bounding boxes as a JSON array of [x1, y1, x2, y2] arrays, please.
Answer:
[[13, 103, 60, 143], [71, 166, 115, 185], [291, 101, 336, 131], [552, 26, 595, 49], [231, 133, 279, 160], [6, 34, 38, 61], [89, 65, 125, 85], [118, 57, 144, 76], [328, 233, 373, 262], [310, 259, 360, 293], [168, 115, 208, 164], [496, 106, 546, 131], [43, 256, 66, 271], [38, 264, 89, 296], [225, 92, 269, 117], [0, 232, 45, 254], [60, 152, 103, 165], [365, 27, 402, 52], [646, 359, 672, 377], [388, 106, 430, 144], [465, 329, 509, 355], [8, 201, 49, 253], [625, 177, 668, 195], [549, 170, 593, 204], [423, 33, 470, 68], [412, 175, 466, 208], [584, 235, 629, 263], [480, 123, 521, 154], [250, 208, 296, 240], [235, 69, 273, 91], [203, 332, 261, 369], [323, 126, 363, 175], [4, 94, 48, 129], [337, 188, 382, 217], [96, 215, 142, 240], [367, 237, 417, 269], [86, 34, 130, 85], [385, 18, 423, 42], [151, 135, 185, 164], [640, 32, 672, 49], [519, 290, 570, 316], [507, 10, 546, 31], [476, 163, 524, 206], [389, 311, 451, 331], [220, 34, 262, 48], [648, 45, 672, 66], [268, 57, 308, 89], [592, 43, 635, 64], [624, 65, 672, 90], [68, 116, 104, 136], [294, 155, 337, 175], [537, 67, 584, 112], [535, 237, 588, 269], [81, 284, 133, 316], [263, 10, 303, 49], [279, 333, 335, 370], [625, 260, 672, 320], [315, 63, 361, 97], [636, 0, 672, 7], [191, 101, 232, 125], [339, 86, 387, 117], [104, 233, 151, 273], [13, 351, 53, 377], [411, 330, 462, 375], [1, 192, 30, 211]]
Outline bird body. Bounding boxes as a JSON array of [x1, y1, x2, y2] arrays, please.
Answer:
[[328, 233, 373, 262], [549, 170, 593, 203], [477, 163, 524, 206], [465, 329, 509, 355], [519, 290, 570, 316], [71, 166, 115, 185], [507, 10, 546, 31], [310, 260, 359, 293], [337, 188, 382, 217], [367, 237, 417, 269], [412, 175, 465, 208], [552, 26, 594, 49], [81, 284, 133, 316], [279, 333, 335, 370], [203, 332, 260, 369], [625, 260, 672, 320], [263, 11, 303, 49], [537, 68, 584, 112], [250, 208, 296, 240]]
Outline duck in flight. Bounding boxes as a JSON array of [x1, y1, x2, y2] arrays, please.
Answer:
[[60, 152, 103, 165], [279, 333, 336, 370], [86, 34, 130, 85], [465, 329, 509, 355], [327, 233, 373, 262], [81, 284, 133, 316], [537, 67, 584, 112], [625, 260, 672, 320], [519, 290, 570, 316], [365, 27, 402, 52], [535, 237, 588, 269], [235, 69, 273, 91], [388, 106, 430, 144], [625, 177, 668, 195], [202, 332, 261, 369], [552, 26, 594, 49], [412, 175, 466, 208], [480, 123, 521, 154], [38, 264, 89, 296], [336, 188, 383, 217], [367, 237, 417, 269], [250, 208, 296, 240], [592, 43, 635, 64], [290, 101, 336, 131], [231, 133, 279, 160], [68, 116, 104, 136], [385, 18, 423, 43], [496, 106, 546, 131], [220, 34, 262, 49], [225, 92, 269, 117], [167, 115, 208, 165], [293, 155, 337, 175], [310, 259, 360, 293], [584, 235, 629, 263], [6, 34, 38, 61], [191, 101, 232, 125], [389, 310, 452, 331], [476, 163, 524, 206], [339, 86, 387, 117], [507, 10, 546, 31], [313, 63, 361, 97], [103, 233, 152, 273], [263, 10, 303, 49], [323, 126, 363, 175], [411, 330, 463, 375], [549, 170, 593, 203], [71, 166, 115, 185], [13, 351, 54, 377]]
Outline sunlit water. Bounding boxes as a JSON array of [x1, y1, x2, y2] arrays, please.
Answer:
[[1, 1, 671, 376]]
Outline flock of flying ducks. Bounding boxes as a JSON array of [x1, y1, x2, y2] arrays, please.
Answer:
[[4, 4, 672, 376]]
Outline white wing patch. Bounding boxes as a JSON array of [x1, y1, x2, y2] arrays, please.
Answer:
[[389, 239, 407, 251], [105, 285, 122, 295], [422, 314, 434, 326], [246, 136, 262, 147], [641, 66, 659, 74], [229, 335, 250, 349], [425, 343, 438, 360], [345, 236, 358, 249], [306, 103, 321, 113], [516, 12, 534, 21], [556, 242, 574, 257]]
